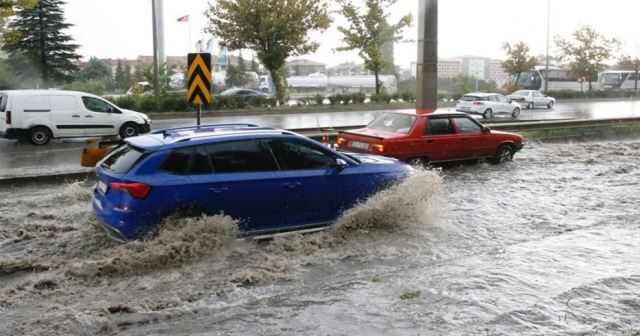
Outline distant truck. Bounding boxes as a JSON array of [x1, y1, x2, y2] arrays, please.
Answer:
[[258, 74, 397, 94]]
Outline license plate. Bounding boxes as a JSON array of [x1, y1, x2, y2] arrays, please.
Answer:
[[97, 180, 108, 194], [351, 141, 370, 150], [460, 107, 470, 110]]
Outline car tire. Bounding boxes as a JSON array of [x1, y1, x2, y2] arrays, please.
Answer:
[[119, 122, 140, 138], [527, 102, 533, 109], [482, 109, 493, 119], [547, 101, 554, 109], [492, 145, 514, 164], [407, 157, 428, 168], [29, 126, 52, 146], [261, 88, 269, 93], [511, 107, 521, 118]]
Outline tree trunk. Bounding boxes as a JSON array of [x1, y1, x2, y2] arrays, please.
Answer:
[[38, 11, 47, 88], [270, 68, 288, 105], [635, 60, 638, 97], [372, 70, 379, 95], [515, 73, 521, 89]]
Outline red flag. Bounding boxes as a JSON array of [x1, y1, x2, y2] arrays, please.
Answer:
[[177, 15, 189, 22]]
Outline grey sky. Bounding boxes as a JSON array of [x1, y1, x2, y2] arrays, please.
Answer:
[[64, 0, 640, 67]]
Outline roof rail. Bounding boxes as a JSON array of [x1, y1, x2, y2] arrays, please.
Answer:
[[150, 123, 261, 137], [172, 129, 297, 143]]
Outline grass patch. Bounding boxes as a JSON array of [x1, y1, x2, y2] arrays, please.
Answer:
[[371, 275, 382, 282], [400, 290, 421, 300], [521, 124, 640, 141]]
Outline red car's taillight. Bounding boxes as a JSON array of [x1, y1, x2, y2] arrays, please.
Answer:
[[110, 182, 151, 199], [337, 137, 346, 146], [373, 144, 384, 153], [5, 111, 10, 124]]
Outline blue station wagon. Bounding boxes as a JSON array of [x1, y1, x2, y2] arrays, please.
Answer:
[[92, 124, 414, 242]]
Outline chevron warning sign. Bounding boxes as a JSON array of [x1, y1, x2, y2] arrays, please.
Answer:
[[187, 53, 212, 104]]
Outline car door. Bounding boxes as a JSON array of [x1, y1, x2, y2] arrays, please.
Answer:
[[183, 140, 284, 232], [486, 95, 501, 112], [264, 137, 364, 226], [42, 95, 83, 137], [81, 96, 121, 136], [419, 116, 462, 162], [451, 115, 492, 158], [531, 92, 541, 106], [495, 94, 512, 113]]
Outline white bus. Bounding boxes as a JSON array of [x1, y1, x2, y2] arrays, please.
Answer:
[[598, 70, 638, 91], [512, 65, 582, 92]]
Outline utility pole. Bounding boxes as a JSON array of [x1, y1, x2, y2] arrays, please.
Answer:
[[151, 0, 160, 97], [635, 58, 639, 97], [415, 0, 438, 114], [544, 0, 550, 92]]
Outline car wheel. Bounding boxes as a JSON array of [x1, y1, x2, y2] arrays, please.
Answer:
[[547, 101, 554, 109], [407, 157, 428, 168], [492, 145, 514, 164], [482, 109, 493, 119], [119, 122, 140, 138], [511, 107, 521, 118], [29, 126, 52, 146], [527, 102, 533, 109]]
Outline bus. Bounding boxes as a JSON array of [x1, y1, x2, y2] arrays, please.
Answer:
[[511, 65, 582, 92], [598, 70, 638, 91]]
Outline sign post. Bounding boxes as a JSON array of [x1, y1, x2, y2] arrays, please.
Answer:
[[578, 76, 585, 92], [187, 53, 212, 125]]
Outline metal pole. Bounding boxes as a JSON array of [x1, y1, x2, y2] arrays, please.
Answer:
[[156, 0, 166, 63], [151, 0, 160, 97], [197, 105, 201, 125], [415, 0, 438, 114], [544, 0, 550, 92]]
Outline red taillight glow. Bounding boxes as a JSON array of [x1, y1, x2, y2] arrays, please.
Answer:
[[457, 100, 461, 104], [5, 111, 10, 124], [519, 98, 526, 102], [473, 101, 484, 105], [337, 137, 346, 146], [110, 182, 151, 199], [373, 144, 384, 153]]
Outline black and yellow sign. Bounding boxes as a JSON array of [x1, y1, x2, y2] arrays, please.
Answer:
[[187, 53, 212, 105]]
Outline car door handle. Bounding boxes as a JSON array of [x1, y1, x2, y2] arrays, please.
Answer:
[[283, 182, 301, 188], [208, 187, 228, 194], [72, 114, 80, 118], [427, 140, 435, 144], [461, 138, 468, 141], [85, 115, 93, 118]]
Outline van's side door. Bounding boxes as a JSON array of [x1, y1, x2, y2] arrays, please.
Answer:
[[49, 95, 84, 137], [80, 96, 121, 137]]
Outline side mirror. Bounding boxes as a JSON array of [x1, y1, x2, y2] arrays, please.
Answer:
[[482, 126, 491, 133], [336, 158, 349, 169]]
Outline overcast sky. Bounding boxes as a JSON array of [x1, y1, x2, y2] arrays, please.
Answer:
[[64, 0, 640, 67]]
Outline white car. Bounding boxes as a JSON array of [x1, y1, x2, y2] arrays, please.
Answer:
[[507, 90, 555, 109], [455, 92, 522, 119], [0, 90, 152, 145]]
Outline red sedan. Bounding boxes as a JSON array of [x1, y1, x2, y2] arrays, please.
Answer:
[[336, 110, 524, 166]]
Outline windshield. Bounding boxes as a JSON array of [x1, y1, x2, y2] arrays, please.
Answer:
[[367, 113, 417, 134], [601, 73, 628, 84]]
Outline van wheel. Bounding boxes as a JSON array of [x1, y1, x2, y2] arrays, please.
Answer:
[[29, 126, 52, 146], [119, 122, 140, 138]]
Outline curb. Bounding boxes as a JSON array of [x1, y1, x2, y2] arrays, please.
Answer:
[[0, 171, 96, 187]]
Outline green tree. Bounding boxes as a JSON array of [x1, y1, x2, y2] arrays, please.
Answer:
[[79, 56, 111, 82], [0, 0, 37, 43], [452, 74, 475, 98], [555, 25, 621, 91], [114, 59, 127, 90], [613, 56, 637, 71], [2, 0, 80, 88], [123, 63, 133, 88], [138, 62, 173, 93], [501, 42, 538, 89], [334, 0, 412, 94], [236, 50, 249, 86], [204, 0, 332, 104], [0, 57, 15, 89]]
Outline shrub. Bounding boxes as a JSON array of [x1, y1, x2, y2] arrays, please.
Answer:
[[112, 95, 138, 110], [314, 94, 325, 105], [327, 94, 338, 106], [391, 92, 401, 102], [137, 96, 159, 113], [248, 96, 266, 108], [351, 92, 366, 104], [400, 91, 415, 103], [373, 93, 391, 104]]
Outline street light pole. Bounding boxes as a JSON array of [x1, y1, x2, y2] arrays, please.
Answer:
[[151, 0, 160, 97], [544, 0, 550, 92], [634, 58, 638, 97], [415, 0, 438, 115]]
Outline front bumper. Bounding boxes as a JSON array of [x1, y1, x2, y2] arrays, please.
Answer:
[[139, 123, 151, 134], [514, 143, 525, 153]]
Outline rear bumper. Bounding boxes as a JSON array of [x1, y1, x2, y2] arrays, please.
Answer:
[[0, 128, 28, 140]]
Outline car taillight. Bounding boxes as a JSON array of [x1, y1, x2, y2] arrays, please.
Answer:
[[473, 102, 484, 105], [373, 144, 384, 153], [519, 98, 525, 102], [110, 182, 151, 199], [5, 111, 10, 124], [337, 137, 346, 146]]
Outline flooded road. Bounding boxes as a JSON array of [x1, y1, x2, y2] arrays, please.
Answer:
[[1, 136, 640, 335]]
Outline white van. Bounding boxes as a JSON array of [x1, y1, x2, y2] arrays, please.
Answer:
[[0, 90, 152, 145]]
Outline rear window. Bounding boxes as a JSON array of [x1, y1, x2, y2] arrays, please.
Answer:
[[512, 90, 529, 96], [100, 144, 147, 174], [460, 95, 487, 101], [366, 113, 417, 134], [0, 94, 7, 112]]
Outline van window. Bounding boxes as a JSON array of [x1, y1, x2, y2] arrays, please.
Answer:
[[0, 94, 7, 112], [100, 144, 147, 174], [82, 97, 113, 113], [50, 95, 77, 111], [24, 95, 50, 112]]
